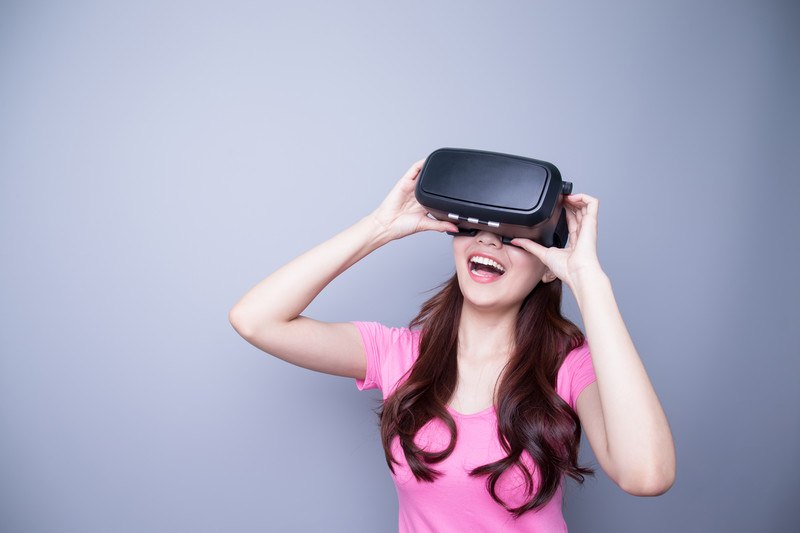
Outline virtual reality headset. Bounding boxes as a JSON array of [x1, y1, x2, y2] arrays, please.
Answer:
[[415, 147, 573, 248]]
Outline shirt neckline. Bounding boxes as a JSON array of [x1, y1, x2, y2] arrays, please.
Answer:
[[446, 403, 496, 418]]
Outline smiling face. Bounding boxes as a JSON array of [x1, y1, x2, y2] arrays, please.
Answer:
[[452, 231, 555, 312]]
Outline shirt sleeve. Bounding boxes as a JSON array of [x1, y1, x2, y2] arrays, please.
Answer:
[[352, 321, 388, 391], [567, 341, 598, 410], [351, 321, 418, 394]]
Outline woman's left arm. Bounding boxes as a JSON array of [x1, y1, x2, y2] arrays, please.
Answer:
[[511, 194, 677, 497]]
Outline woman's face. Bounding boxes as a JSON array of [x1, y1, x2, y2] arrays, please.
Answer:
[[452, 230, 555, 311]]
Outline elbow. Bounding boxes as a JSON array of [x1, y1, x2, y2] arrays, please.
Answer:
[[619, 466, 676, 497], [228, 305, 256, 339], [228, 306, 287, 346]]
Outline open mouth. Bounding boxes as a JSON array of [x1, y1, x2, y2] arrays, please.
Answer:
[[468, 254, 506, 282]]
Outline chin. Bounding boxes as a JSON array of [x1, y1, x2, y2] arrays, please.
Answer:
[[456, 273, 524, 311], [464, 293, 522, 313]]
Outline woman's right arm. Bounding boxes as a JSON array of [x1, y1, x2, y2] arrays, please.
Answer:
[[227, 159, 458, 381]]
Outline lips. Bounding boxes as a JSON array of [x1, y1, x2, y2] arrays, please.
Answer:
[[467, 254, 506, 284]]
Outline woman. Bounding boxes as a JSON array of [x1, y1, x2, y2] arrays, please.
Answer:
[[228, 158, 676, 531]]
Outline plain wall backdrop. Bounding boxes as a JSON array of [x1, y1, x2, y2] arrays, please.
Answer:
[[1, 1, 798, 532]]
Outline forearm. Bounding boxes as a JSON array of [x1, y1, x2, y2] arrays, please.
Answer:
[[229, 214, 391, 333], [569, 268, 676, 492]]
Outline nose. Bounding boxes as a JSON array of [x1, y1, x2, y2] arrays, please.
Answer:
[[476, 230, 502, 248]]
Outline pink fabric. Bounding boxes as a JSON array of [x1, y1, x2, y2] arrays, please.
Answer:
[[353, 321, 597, 533]]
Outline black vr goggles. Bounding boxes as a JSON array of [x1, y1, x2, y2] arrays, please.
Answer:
[[414, 147, 573, 248]]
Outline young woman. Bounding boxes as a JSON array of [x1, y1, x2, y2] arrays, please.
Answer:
[[228, 158, 676, 531]]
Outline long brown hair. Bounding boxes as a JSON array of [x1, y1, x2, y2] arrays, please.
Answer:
[[378, 273, 595, 518]]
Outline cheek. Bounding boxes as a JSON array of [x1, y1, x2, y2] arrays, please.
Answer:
[[520, 272, 544, 293], [507, 257, 547, 291], [451, 239, 469, 266], [507, 253, 546, 276]]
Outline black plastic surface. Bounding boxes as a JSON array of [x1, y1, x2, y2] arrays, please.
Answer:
[[420, 151, 548, 211], [416, 147, 572, 248]]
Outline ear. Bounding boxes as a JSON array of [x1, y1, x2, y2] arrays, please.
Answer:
[[542, 269, 558, 283]]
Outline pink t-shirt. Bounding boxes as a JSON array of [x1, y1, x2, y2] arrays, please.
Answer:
[[353, 321, 597, 533]]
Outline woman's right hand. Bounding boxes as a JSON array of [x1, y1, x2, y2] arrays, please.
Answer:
[[369, 158, 460, 241]]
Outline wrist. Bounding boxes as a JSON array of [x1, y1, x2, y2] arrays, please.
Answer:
[[360, 212, 396, 247], [567, 265, 610, 302]]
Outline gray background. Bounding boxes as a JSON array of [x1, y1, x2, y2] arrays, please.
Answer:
[[1, 1, 798, 532]]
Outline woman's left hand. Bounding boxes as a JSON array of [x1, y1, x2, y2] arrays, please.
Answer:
[[511, 193, 604, 291]]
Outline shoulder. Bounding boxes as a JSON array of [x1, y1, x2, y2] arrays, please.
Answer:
[[560, 339, 592, 369]]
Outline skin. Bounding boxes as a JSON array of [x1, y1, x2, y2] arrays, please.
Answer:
[[448, 230, 556, 415], [229, 158, 677, 497]]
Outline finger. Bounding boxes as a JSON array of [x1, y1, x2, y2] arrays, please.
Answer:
[[565, 208, 579, 244], [568, 193, 599, 218], [572, 199, 597, 227], [566, 196, 589, 217], [570, 203, 583, 227], [509, 237, 547, 260], [565, 206, 577, 233], [585, 196, 599, 220], [394, 161, 427, 195], [566, 193, 597, 204], [404, 159, 427, 181], [419, 217, 459, 233], [563, 196, 586, 209]]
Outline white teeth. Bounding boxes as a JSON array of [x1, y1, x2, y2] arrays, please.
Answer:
[[469, 255, 505, 273]]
